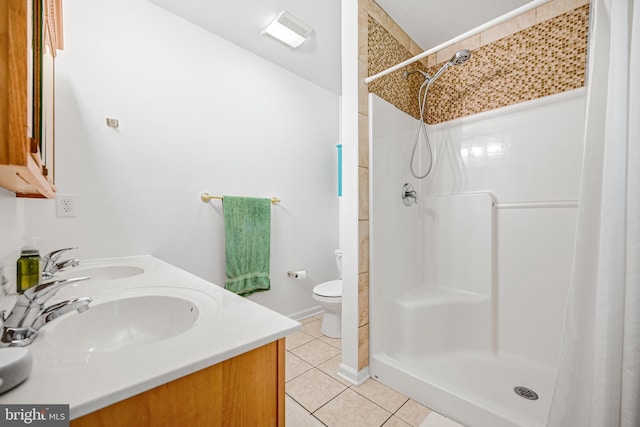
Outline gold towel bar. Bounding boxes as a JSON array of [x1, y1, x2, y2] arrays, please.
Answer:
[[200, 193, 281, 205]]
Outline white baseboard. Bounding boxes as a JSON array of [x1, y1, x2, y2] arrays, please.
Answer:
[[337, 363, 370, 386], [288, 305, 323, 322]]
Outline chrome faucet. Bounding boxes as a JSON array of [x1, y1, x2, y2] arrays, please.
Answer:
[[30, 297, 91, 331], [42, 247, 80, 279], [46, 258, 81, 277], [0, 276, 91, 347]]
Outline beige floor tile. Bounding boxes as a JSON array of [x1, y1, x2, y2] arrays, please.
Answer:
[[353, 379, 409, 413], [383, 416, 412, 426], [314, 388, 392, 427], [286, 368, 348, 413], [317, 355, 352, 386], [395, 400, 432, 427], [301, 319, 324, 338], [286, 351, 313, 382], [290, 339, 341, 367], [286, 331, 315, 350], [418, 411, 464, 427], [319, 335, 342, 350], [285, 395, 325, 427]]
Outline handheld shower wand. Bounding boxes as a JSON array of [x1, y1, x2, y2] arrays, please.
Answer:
[[406, 49, 471, 179]]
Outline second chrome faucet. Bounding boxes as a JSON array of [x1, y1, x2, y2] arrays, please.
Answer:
[[41, 247, 81, 280]]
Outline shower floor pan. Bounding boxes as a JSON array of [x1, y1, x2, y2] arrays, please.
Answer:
[[370, 350, 555, 427]]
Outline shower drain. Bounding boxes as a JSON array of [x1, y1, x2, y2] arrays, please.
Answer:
[[514, 386, 539, 400]]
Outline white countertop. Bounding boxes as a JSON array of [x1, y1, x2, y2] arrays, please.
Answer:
[[0, 255, 300, 419]]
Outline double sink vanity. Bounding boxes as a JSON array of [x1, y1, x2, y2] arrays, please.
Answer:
[[0, 256, 300, 426]]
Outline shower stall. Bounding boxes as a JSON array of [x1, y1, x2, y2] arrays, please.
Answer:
[[368, 88, 586, 426]]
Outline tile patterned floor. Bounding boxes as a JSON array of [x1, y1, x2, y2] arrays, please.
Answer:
[[285, 315, 462, 427]]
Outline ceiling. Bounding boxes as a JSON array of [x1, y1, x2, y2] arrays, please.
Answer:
[[147, 0, 534, 95]]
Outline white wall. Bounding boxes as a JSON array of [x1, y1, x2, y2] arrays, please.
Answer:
[[428, 90, 584, 365], [337, 0, 362, 384], [368, 94, 420, 355], [0, 189, 24, 284], [22, 0, 340, 317], [370, 89, 585, 366]]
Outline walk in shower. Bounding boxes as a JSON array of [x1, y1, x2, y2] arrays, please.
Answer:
[[368, 88, 586, 426]]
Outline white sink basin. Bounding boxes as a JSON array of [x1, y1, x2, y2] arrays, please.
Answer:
[[58, 265, 144, 281], [0, 348, 33, 394], [44, 293, 207, 353]]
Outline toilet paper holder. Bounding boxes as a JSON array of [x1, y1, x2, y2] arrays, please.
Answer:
[[287, 270, 307, 279]]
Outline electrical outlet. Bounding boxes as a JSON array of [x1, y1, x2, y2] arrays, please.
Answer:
[[56, 194, 76, 217]]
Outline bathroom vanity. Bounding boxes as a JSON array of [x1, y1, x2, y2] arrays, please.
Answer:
[[0, 256, 299, 426], [71, 340, 285, 426]]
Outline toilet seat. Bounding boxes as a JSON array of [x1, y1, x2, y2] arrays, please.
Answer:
[[313, 279, 342, 298]]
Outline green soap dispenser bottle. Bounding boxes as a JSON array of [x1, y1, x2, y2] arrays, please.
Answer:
[[17, 244, 40, 293]]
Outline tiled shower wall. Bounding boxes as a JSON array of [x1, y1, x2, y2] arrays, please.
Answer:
[[357, 0, 589, 371]]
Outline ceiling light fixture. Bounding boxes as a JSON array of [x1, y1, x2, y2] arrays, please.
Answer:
[[262, 11, 312, 48]]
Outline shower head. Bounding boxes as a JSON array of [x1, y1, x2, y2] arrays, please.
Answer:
[[427, 49, 472, 86], [450, 49, 471, 65]]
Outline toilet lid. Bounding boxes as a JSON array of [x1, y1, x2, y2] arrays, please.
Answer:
[[314, 280, 342, 297]]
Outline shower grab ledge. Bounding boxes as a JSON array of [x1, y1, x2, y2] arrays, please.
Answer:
[[396, 286, 488, 309], [494, 200, 578, 209]]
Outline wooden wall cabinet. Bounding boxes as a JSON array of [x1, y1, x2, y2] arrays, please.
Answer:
[[70, 339, 286, 427], [0, 0, 63, 198]]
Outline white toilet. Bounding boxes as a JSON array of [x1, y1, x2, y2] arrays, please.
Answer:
[[312, 250, 343, 338]]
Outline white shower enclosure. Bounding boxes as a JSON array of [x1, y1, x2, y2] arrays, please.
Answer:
[[368, 91, 585, 427]]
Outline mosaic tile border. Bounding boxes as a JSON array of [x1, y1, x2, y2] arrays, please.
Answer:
[[367, 4, 589, 124], [367, 16, 425, 120]]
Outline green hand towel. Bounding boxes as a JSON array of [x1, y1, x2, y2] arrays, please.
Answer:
[[223, 196, 271, 296]]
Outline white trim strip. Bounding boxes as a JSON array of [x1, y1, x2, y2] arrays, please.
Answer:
[[364, 0, 552, 84]]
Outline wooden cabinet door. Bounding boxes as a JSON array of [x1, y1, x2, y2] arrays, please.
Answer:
[[0, 0, 61, 198], [71, 340, 286, 427]]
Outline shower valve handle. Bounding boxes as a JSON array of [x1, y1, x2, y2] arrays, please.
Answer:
[[401, 183, 417, 206]]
